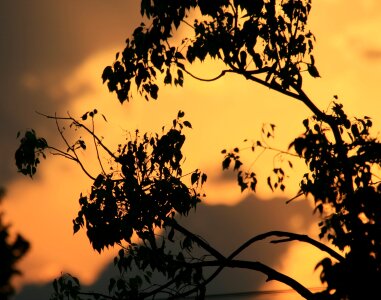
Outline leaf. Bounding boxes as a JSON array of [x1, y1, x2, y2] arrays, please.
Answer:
[[307, 64, 320, 78], [81, 112, 88, 121], [73, 222, 80, 234], [78, 140, 86, 150], [175, 52, 185, 60], [191, 172, 200, 185], [150, 84, 159, 99], [351, 124, 360, 138], [94, 174, 104, 187], [177, 110, 185, 118], [222, 157, 231, 170], [201, 173, 207, 185], [102, 66, 113, 83], [164, 68, 172, 84], [234, 159, 242, 170], [267, 176, 273, 191], [239, 51, 247, 68], [183, 121, 192, 128]]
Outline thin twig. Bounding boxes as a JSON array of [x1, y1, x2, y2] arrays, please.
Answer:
[[53, 113, 96, 180], [91, 117, 106, 175]]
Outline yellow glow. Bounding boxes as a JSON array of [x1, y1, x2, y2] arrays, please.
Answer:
[[5, 0, 381, 296]]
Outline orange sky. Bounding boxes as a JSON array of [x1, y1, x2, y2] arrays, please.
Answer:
[[1, 1, 381, 299]]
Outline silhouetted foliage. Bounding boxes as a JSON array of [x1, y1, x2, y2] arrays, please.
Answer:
[[15, 1, 381, 299], [0, 188, 30, 299]]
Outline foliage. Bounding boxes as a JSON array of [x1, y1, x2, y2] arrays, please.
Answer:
[[0, 188, 30, 299], [72, 111, 205, 253], [102, 0, 315, 103], [15, 0, 381, 299], [15, 129, 47, 177]]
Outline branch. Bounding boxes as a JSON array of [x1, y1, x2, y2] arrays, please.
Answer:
[[78, 291, 114, 299], [170, 259, 316, 300], [170, 219, 226, 261], [91, 117, 107, 175], [180, 67, 229, 82], [165, 228, 341, 300], [229, 231, 344, 263], [139, 278, 177, 299], [37, 111, 117, 160], [243, 72, 305, 102], [178, 64, 271, 83], [53, 114, 96, 181], [46, 146, 97, 181], [292, 86, 355, 197]]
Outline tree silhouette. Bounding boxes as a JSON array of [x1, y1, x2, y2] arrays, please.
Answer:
[[15, 1, 381, 299], [0, 188, 30, 299]]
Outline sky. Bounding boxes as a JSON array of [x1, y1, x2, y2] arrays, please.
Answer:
[[1, 0, 381, 299]]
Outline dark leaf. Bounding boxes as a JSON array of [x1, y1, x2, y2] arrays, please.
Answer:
[[222, 157, 231, 170], [177, 110, 185, 118], [191, 172, 200, 185], [307, 64, 320, 78], [81, 112, 88, 121]]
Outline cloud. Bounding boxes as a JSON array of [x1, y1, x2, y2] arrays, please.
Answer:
[[14, 195, 323, 299], [0, 0, 141, 185], [3, 2, 381, 299], [0, 0, 142, 292]]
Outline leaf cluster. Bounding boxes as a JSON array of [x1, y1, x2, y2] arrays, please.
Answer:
[[288, 102, 381, 298], [72, 111, 206, 253], [0, 197, 30, 299], [15, 1, 381, 299], [15, 130, 48, 177], [102, 0, 316, 103]]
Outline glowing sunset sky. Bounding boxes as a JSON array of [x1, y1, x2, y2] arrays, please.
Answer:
[[1, 1, 381, 299]]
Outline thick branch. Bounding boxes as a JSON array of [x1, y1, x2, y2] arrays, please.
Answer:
[[224, 69, 354, 197], [229, 231, 344, 263], [171, 259, 316, 300], [179, 65, 271, 82], [165, 228, 340, 300], [292, 86, 355, 197], [170, 219, 225, 261]]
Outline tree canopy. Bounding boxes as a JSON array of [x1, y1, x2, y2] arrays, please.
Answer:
[[0, 188, 30, 299], [15, 1, 381, 299]]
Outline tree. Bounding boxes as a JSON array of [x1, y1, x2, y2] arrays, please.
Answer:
[[0, 188, 30, 299], [15, 0, 381, 299]]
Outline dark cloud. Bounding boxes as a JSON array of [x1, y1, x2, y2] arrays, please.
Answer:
[[0, 0, 141, 185], [363, 48, 381, 60], [14, 195, 318, 299]]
